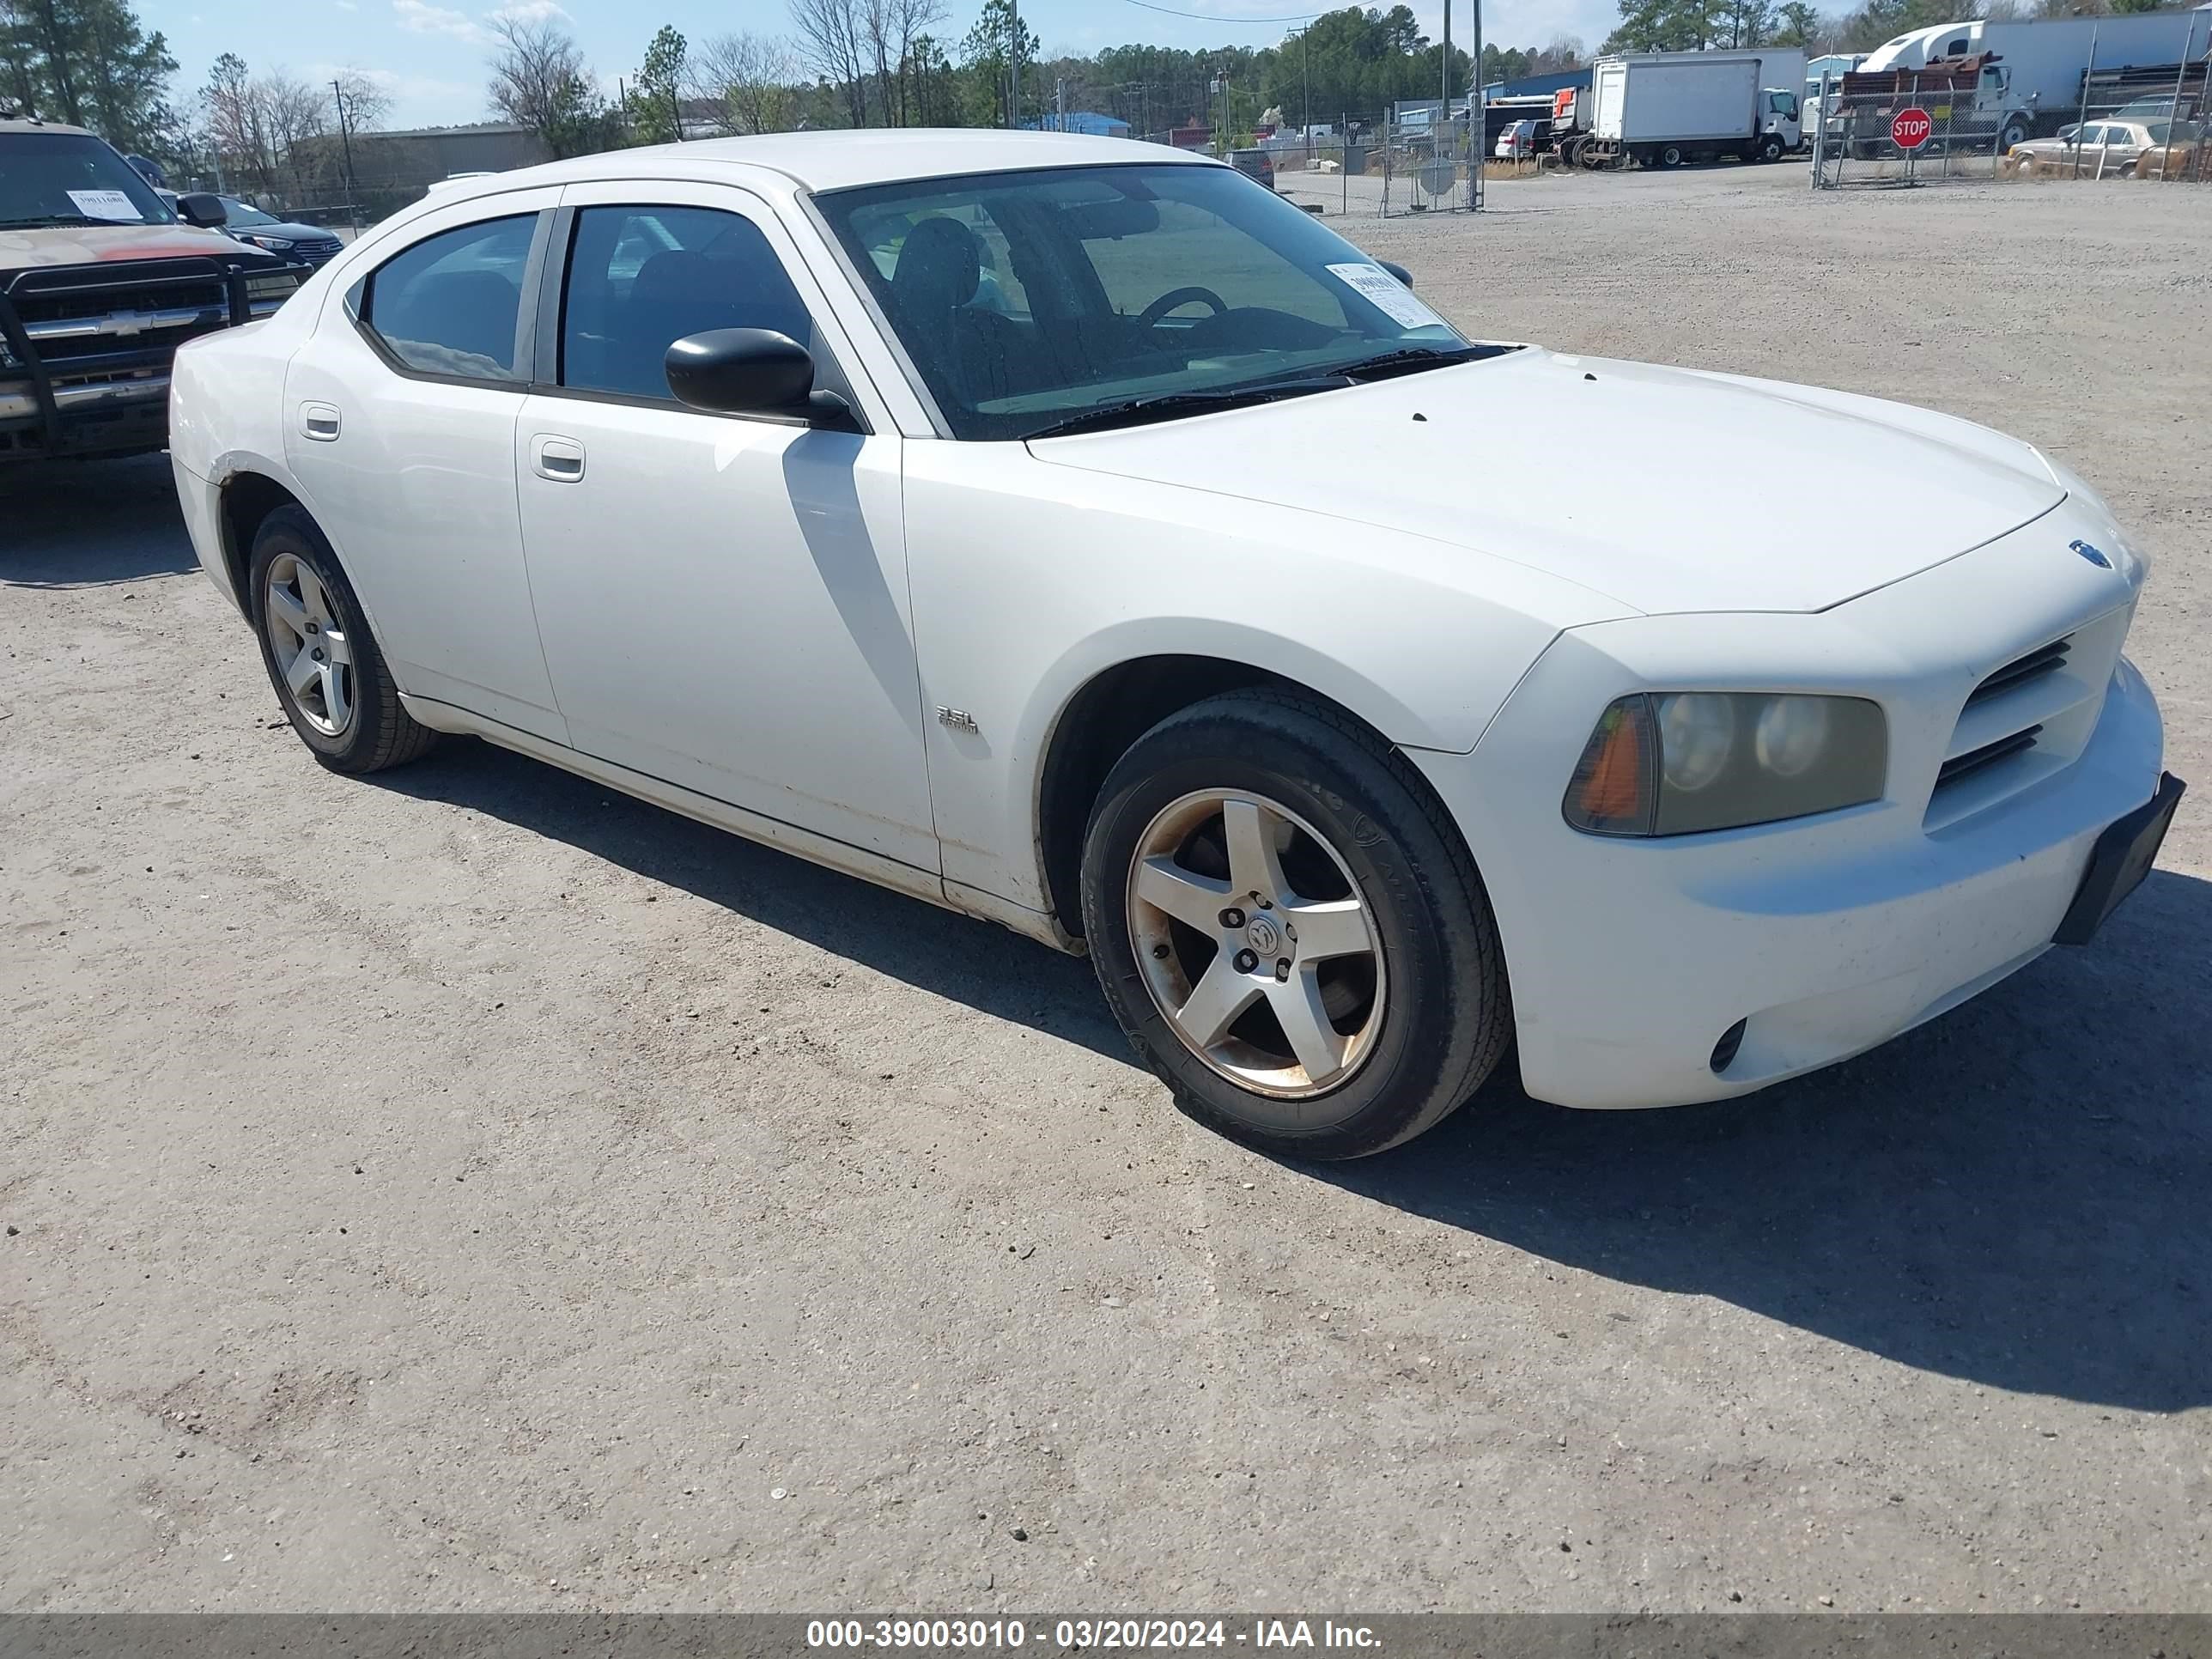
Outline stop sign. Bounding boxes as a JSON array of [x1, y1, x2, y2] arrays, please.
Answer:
[[1892, 106, 1934, 149]]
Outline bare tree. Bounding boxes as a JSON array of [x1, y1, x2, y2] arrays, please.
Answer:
[[329, 66, 392, 133], [487, 15, 609, 157], [885, 0, 945, 125], [789, 0, 869, 125], [689, 30, 798, 134], [201, 51, 271, 191]]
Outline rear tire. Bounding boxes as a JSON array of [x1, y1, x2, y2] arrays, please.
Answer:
[[1079, 690, 1511, 1161], [249, 505, 437, 775], [1658, 143, 1685, 168]]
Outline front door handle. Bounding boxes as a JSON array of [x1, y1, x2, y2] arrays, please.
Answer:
[[532, 434, 586, 483], [300, 402, 341, 441]]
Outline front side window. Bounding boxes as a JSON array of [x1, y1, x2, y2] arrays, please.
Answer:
[[0, 131, 173, 229], [362, 214, 536, 382], [561, 204, 819, 402], [817, 162, 1482, 441]]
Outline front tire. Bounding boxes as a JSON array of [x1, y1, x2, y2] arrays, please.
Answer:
[[1079, 690, 1511, 1160], [1759, 134, 1784, 162], [249, 505, 436, 775]]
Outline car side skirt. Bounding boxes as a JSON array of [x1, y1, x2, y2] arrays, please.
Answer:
[[398, 696, 1073, 954]]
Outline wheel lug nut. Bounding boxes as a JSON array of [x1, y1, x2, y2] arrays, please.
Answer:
[[1219, 908, 1245, 930], [305, 623, 318, 634], [1274, 958, 1291, 981], [1257, 897, 1273, 910], [311, 648, 325, 661], [1233, 949, 1259, 973]]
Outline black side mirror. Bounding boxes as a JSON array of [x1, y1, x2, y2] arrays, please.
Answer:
[[665, 328, 850, 423], [176, 191, 228, 228], [1377, 259, 1414, 290]]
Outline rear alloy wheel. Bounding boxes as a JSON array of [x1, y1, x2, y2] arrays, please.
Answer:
[[1080, 690, 1511, 1160], [250, 505, 436, 775], [1658, 144, 1685, 167]]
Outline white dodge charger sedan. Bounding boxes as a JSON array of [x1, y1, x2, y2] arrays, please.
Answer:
[[168, 131, 2183, 1159]]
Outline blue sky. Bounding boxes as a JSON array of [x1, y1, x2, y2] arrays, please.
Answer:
[[149, 0, 1616, 131]]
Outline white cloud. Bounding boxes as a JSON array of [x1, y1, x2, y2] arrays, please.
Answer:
[[392, 0, 490, 44], [487, 0, 570, 21]]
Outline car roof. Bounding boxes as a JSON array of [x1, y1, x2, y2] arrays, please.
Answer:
[[2, 116, 98, 137], [451, 129, 1220, 198]]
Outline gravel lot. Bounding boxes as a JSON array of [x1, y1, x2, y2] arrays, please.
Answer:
[[3, 163, 2208, 1613]]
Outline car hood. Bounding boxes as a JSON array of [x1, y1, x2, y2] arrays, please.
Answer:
[[0, 221, 270, 270], [1027, 346, 2067, 616], [232, 220, 331, 242]]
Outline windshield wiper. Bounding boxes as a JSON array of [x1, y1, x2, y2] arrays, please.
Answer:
[[1334, 343, 1502, 381], [0, 213, 103, 228], [1023, 375, 1351, 441]]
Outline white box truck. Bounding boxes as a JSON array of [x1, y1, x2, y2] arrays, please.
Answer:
[[1850, 14, 2209, 145], [1561, 48, 1808, 168]]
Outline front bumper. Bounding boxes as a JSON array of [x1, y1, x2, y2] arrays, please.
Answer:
[[1417, 510, 2172, 1110]]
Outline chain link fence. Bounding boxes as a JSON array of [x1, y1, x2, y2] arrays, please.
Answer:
[[1996, 59, 2209, 185], [1812, 68, 2028, 188], [1814, 48, 2211, 189], [1379, 115, 1479, 216]]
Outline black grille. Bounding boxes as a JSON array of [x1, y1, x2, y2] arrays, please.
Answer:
[[1965, 637, 2070, 708], [1937, 724, 2042, 790], [13, 277, 228, 323]]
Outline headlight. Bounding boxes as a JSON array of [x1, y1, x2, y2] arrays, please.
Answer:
[[246, 234, 296, 251], [1564, 693, 1887, 837]]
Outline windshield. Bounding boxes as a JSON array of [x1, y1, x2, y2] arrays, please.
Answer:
[[816, 162, 1480, 441], [0, 131, 176, 229], [220, 197, 281, 226]]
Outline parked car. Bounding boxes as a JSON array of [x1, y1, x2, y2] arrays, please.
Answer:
[[167, 132, 2181, 1159], [2134, 134, 2207, 179], [1, 114, 302, 467], [1228, 147, 1275, 191], [158, 190, 346, 267], [1494, 119, 1539, 161], [2003, 119, 2195, 176]]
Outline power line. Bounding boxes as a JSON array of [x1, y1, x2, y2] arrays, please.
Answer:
[[1121, 0, 1322, 22]]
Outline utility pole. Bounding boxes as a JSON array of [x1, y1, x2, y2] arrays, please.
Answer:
[[1468, 0, 1484, 209], [331, 78, 359, 233]]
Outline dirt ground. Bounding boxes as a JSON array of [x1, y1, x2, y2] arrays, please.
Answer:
[[3, 164, 2209, 1613]]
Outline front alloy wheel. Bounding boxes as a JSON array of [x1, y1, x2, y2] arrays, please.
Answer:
[[1081, 690, 1512, 1160], [1127, 789, 1386, 1097]]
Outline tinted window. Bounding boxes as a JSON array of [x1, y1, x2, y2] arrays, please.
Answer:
[[0, 131, 173, 228], [561, 205, 817, 401], [364, 215, 535, 381], [818, 163, 1473, 441]]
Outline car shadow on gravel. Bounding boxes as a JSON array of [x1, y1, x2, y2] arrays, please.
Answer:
[[368, 738, 1127, 1059], [370, 737, 2209, 1411], [1320, 866, 2212, 1413], [0, 455, 198, 587]]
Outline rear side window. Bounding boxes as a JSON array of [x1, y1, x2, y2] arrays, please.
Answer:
[[560, 204, 817, 402], [362, 215, 536, 382]]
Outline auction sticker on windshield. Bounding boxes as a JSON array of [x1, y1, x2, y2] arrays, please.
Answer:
[[65, 190, 144, 222], [1327, 262, 1447, 331]]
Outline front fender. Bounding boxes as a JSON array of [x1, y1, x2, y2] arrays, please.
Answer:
[[904, 444, 1611, 913]]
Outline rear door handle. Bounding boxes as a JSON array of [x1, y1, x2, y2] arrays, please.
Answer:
[[300, 402, 341, 441], [532, 434, 586, 483]]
